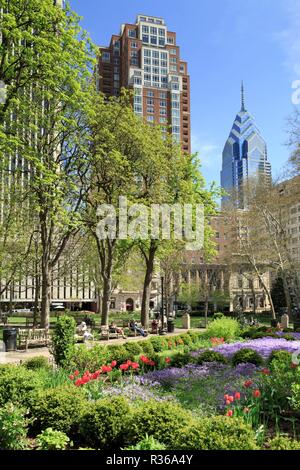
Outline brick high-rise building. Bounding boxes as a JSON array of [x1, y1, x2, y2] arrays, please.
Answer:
[[98, 14, 191, 153]]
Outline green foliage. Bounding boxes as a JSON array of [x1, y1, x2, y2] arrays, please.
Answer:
[[213, 312, 225, 320], [206, 317, 240, 341], [137, 340, 155, 356], [128, 400, 193, 449], [69, 344, 110, 373], [36, 428, 71, 450], [52, 316, 76, 367], [267, 436, 300, 450], [170, 352, 194, 368], [106, 345, 129, 364], [291, 383, 300, 411], [0, 364, 43, 407], [29, 385, 87, 437], [123, 342, 143, 357], [124, 435, 166, 450], [196, 350, 227, 365], [178, 333, 194, 348], [0, 403, 28, 450], [23, 356, 50, 371], [149, 336, 169, 352], [268, 350, 292, 368], [231, 348, 263, 367], [78, 397, 132, 450], [174, 416, 258, 450]]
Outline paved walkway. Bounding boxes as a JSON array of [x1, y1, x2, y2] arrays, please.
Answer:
[[2, 328, 196, 365]]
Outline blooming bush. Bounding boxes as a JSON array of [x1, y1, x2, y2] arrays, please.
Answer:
[[214, 337, 300, 360], [206, 317, 240, 341], [0, 403, 28, 450]]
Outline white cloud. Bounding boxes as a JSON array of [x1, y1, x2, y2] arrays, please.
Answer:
[[191, 134, 222, 168], [275, 0, 300, 76]]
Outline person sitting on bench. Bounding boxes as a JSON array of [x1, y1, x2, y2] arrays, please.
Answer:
[[109, 322, 126, 339], [129, 319, 147, 337]]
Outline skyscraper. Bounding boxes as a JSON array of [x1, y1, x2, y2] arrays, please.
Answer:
[[220, 83, 272, 208], [98, 15, 191, 153]]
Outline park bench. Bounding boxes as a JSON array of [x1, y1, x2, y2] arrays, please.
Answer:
[[18, 328, 49, 351], [100, 325, 120, 340]]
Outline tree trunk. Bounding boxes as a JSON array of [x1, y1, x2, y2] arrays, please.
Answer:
[[101, 276, 111, 326], [33, 272, 40, 327], [40, 261, 51, 329], [141, 243, 156, 329], [204, 295, 209, 328], [282, 273, 292, 316]]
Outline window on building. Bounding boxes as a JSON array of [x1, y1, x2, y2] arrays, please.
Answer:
[[144, 49, 151, 57], [147, 90, 154, 97], [147, 107, 154, 113], [134, 77, 142, 85], [160, 60, 168, 68], [147, 98, 154, 105], [152, 50, 159, 58], [167, 37, 174, 44], [131, 42, 138, 48], [142, 35, 149, 43], [160, 92, 167, 98], [131, 58, 138, 65], [134, 96, 142, 104], [128, 29, 136, 38], [170, 65, 177, 72], [160, 117, 167, 123], [147, 115, 154, 122], [152, 59, 159, 66], [134, 104, 142, 113], [170, 48, 177, 55], [150, 27, 157, 34], [142, 25, 149, 33], [160, 100, 166, 107], [144, 73, 151, 81], [180, 64, 185, 72], [160, 108, 167, 115], [114, 58, 120, 65], [159, 28, 165, 36], [102, 52, 110, 62], [144, 58, 151, 65], [150, 36, 157, 45], [114, 74, 119, 81], [158, 38, 165, 46], [170, 57, 177, 63]]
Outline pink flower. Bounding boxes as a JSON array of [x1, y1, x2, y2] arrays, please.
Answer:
[[111, 360, 117, 368], [226, 400, 231, 406], [69, 375, 74, 381], [228, 396, 234, 403], [226, 410, 233, 417]]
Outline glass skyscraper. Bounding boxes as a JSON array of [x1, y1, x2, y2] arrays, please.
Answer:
[[220, 83, 272, 208]]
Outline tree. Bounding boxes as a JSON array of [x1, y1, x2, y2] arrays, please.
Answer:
[[0, 1, 96, 328], [271, 277, 287, 313]]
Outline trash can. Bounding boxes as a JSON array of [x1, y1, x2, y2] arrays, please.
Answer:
[[3, 327, 17, 352], [167, 320, 175, 333], [294, 321, 300, 332]]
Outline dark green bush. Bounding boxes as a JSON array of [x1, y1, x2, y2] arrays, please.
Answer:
[[0, 403, 28, 450], [23, 356, 50, 371], [282, 334, 295, 341], [123, 342, 143, 357], [78, 396, 132, 450], [170, 352, 194, 368], [124, 435, 166, 450], [29, 385, 87, 437], [268, 350, 292, 368], [0, 365, 43, 407], [196, 350, 227, 365], [174, 416, 257, 450], [51, 316, 76, 367], [149, 336, 168, 352], [266, 436, 300, 450], [232, 348, 263, 367], [128, 400, 193, 449]]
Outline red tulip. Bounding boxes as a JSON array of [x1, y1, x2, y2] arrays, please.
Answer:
[[234, 392, 241, 400], [165, 357, 171, 364], [261, 368, 270, 375], [226, 400, 231, 406], [120, 363, 129, 371], [74, 370, 79, 377], [127, 360, 132, 366], [226, 410, 233, 417], [244, 380, 253, 388], [149, 360, 155, 366], [253, 389, 261, 398], [75, 378, 83, 386], [224, 394, 229, 400], [228, 396, 234, 403], [131, 362, 139, 369], [69, 375, 74, 381], [111, 360, 117, 368]]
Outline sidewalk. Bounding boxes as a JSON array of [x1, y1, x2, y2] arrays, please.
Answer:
[[2, 328, 197, 365]]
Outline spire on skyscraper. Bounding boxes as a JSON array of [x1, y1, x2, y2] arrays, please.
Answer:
[[241, 80, 246, 112]]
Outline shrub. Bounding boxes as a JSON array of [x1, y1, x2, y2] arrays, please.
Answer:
[[123, 342, 143, 357], [170, 352, 194, 368], [266, 436, 300, 450], [29, 385, 87, 437], [51, 316, 76, 367], [0, 365, 43, 407], [174, 416, 257, 450], [187, 331, 204, 344], [206, 317, 240, 341], [23, 356, 50, 371], [149, 336, 168, 352], [69, 344, 109, 372], [291, 383, 300, 411], [106, 345, 128, 364], [78, 396, 132, 450], [124, 435, 166, 450], [179, 333, 194, 348], [36, 428, 71, 450], [128, 400, 193, 449], [268, 350, 292, 368], [196, 350, 227, 365], [282, 334, 295, 341], [137, 340, 154, 356], [0, 403, 28, 450], [231, 348, 263, 367]]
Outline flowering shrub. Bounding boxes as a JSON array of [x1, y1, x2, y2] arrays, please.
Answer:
[[214, 337, 300, 360], [0, 403, 28, 450], [211, 337, 225, 346], [223, 383, 263, 428]]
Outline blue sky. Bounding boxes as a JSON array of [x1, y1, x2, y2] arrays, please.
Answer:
[[70, 0, 300, 187]]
